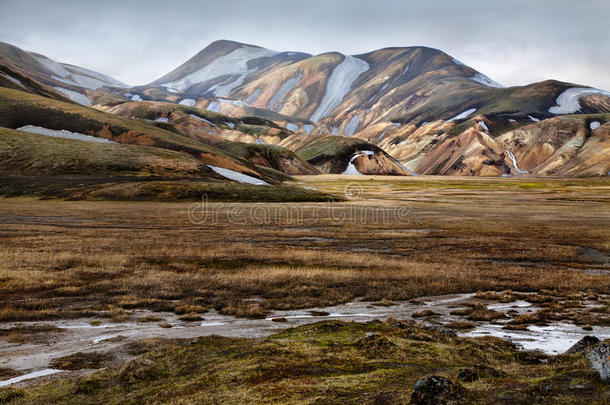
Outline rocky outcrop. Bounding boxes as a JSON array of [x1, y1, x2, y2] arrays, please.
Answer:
[[410, 375, 467, 404], [586, 342, 610, 383], [565, 336, 600, 354]]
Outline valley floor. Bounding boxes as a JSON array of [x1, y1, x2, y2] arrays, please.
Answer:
[[0, 176, 609, 403]]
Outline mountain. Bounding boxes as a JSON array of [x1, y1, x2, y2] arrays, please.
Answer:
[[0, 41, 128, 106], [2, 39, 609, 177], [144, 40, 610, 133], [139, 40, 610, 176]]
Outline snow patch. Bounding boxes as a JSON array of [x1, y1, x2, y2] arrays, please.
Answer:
[[549, 87, 610, 114], [161, 45, 277, 94], [310, 55, 370, 122], [447, 108, 477, 122], [224, 122, 235, 129], [64, 64, 128, 88], [0, 369, 62, 388], [342, 150, 375, 175], [17, 125, 117, 144], [286, 123, 298, 132], [528, 115, 540, 122], [131, 94, 142, 101], [344, 115, 360, 136], [590, 121, 601, 130], [53, 87, 91, 106], [155, 117, 169, 123], [207, 165, 269, 185], [179, 98, 196, 106], [403, 65, 409, 75], [303, 124, 314, 134], [189, 114, 216, 126], [245, 88, 263, 104], [269, 73, 302, 111], [0, 73, 24, 88], [471, 73, 503, 88], [207, 101, 221, 112], [33, 55, 71, 76], [477, 121, 489, 131]]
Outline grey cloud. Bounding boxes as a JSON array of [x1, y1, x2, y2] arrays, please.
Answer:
[[0, 0, 608, 89]]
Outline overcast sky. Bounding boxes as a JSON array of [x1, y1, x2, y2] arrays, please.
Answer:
[[1, 0, 608, 89]]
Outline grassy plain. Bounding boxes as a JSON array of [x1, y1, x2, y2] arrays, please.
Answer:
[[1, 176, 609, 403]]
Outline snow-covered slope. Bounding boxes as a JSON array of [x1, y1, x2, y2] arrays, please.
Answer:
[[309, 55, 370, 122]]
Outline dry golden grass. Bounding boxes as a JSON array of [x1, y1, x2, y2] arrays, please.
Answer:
[[0, 176, 609, 321]]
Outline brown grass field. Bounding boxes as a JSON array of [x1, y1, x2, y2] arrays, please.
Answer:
[[1, 175, 609, 321], [1, 176, 610, 404]]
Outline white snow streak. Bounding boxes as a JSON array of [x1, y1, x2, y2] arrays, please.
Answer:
[[303, 124, 314, 134], [155, 117, 169, 123], [549, 87, 610, 114], [207, 101, 221, 112], [269, 73, 302, 111], [161, 46, 277, 94], [207, 165, 269, 185], [34, 55, 71, 76], [17, 125, 117, 144], [478, 121, 489, 131], [286, 123, 298, 132], [344, 115, 360, 136], [471, 73, 503, 88], [0, 369, 62, 388], [0, 73, 24, 88], [189, 114, 216, 126], [53, 87, 91, 106], [245, 88, 263, 104], [447, 108, 476, 122], [309, 55, 369, 122], [64, 65, 128, 88], [179, 99, 196, 106]]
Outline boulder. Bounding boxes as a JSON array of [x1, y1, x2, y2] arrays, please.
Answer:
[[586, 342, 610, 383], [565, 335, 600, 354], [410, 375, 467, 404]]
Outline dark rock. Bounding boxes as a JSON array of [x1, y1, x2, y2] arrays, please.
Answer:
[[565, 335, 600, 354], [586, 342, 610, 383], [308, 310, 329, 317], [271, 317, 288, 323], [410, 375, 467, 404], [427, 325, 457, 338], [457, 364, 503, 382]]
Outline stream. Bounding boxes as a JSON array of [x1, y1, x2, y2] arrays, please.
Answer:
[[1, 293, 609, 387]]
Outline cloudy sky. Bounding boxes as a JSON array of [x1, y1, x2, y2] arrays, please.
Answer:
[[1, 0, 608, 89]]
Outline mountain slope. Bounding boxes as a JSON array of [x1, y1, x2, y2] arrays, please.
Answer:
[[145, 40, 610, 139], [0, 41, 128, 106]]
